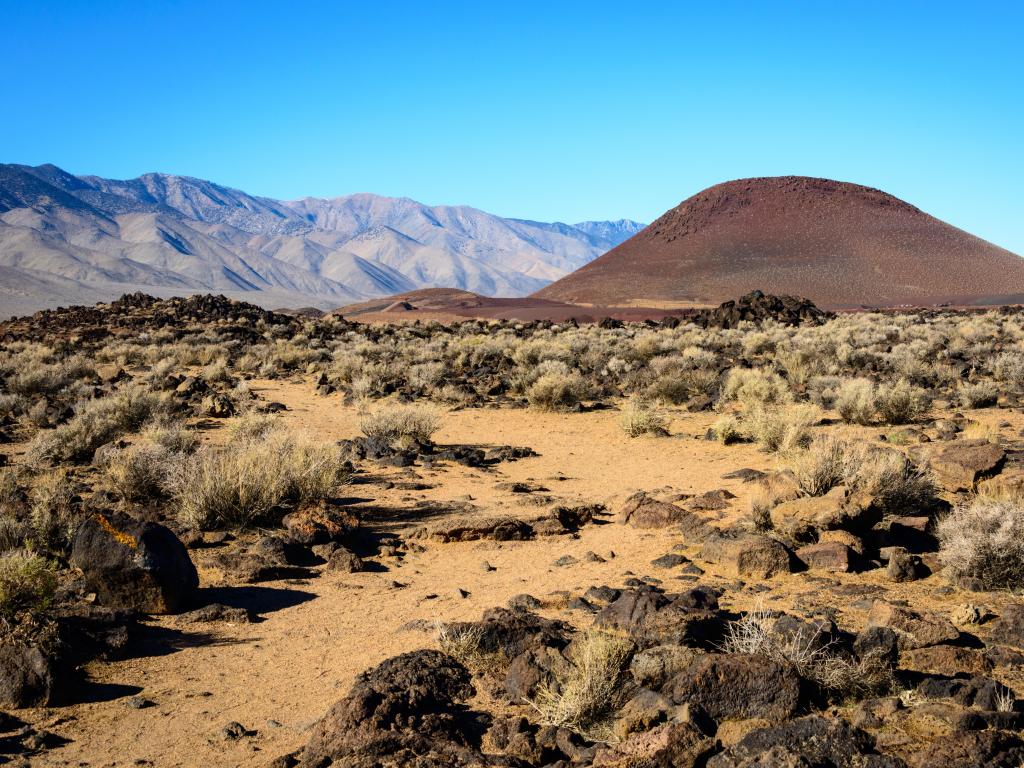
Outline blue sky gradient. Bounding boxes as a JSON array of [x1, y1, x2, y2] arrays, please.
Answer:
[[3, 1, 1022, 252]]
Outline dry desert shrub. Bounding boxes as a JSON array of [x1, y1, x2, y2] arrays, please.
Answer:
[[743, 403, 821, 454], [958, 381, 999, 409], [0, 551, 57, 622], [712, 414, 743, 445], [790, 438, 935, 510], [937, 499, 1024, 590], [791, 435, 849, 497], [25, 386, 165, 466], [619, 398, 668, 438], [226, 412, 281, 442], [835, 378, 876, 425], [170, 431, 345, 530], [720, 367, 793, 410], [527, 369, 590, 411], [103, 442, 171, 503], [27, 470, 79, 554], [529, 629, 633, 739], [359, 403, 442, 444], [874, 379, 929, 425], [722, 606, 895, 700]]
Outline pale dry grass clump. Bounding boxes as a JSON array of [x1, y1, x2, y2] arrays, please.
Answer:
[[619, 398, 668, 438], [527, 370, 590, 411], [28, 470, 79, 554], [712, 414, 743, 445], [25, 386, 165, 466], [722, 606, 895, 700], [0, 550, 57, 621], [529, 630, 634, 739], [958, 381, 999, 409], [790, 438, 935, 510], [359, 403, 442, 444], [835, 378, 876, 425], [435, 622, 509, 677], [721, 367, 793, 410], [874, 379, 929, 425], [937, 499, 1024, 590], [169, 431, 346, 530], [744, 403, 821, 454]]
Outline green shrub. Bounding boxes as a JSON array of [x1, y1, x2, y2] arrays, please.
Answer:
[[0, 551, 57, 620]]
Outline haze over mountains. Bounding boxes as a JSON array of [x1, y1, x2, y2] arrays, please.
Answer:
[[537, 176, 1024, 309], [0, 163, 643, 317]]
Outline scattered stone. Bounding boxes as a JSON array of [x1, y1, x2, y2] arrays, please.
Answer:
[[664, 653, 801, 722], [177, 603, 252, 624], [988, 603, 1024, 650], [887, 549, 926, 582], [650, 553, 687, 569], [553, 555, 578, 567], [326, 547, 364, 573]]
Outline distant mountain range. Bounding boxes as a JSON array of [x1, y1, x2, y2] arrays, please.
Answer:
[[0, 163, 643, 317]]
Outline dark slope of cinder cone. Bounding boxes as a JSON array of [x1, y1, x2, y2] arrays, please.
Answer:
[[535, 176, 1024, 309]]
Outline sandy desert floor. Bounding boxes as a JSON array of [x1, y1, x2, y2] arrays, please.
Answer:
[[19, 376, 1024, 767]]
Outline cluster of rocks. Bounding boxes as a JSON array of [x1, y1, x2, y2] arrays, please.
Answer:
[[690, 290, 833, 329], [275, 580, 1024, 767], [0, 292, 311, 344], [340, 435, 538, 469]]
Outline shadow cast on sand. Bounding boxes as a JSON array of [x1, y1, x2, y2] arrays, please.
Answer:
[[196, 584, 317, 618]]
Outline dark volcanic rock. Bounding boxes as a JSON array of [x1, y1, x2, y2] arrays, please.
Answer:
[[70, 512, 198, 614], [664, 653, 802, 723], [0, 643, 55, 708], [706, 715, 902, 767], [296, 649, 494, 767]]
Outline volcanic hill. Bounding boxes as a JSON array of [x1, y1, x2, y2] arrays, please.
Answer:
[[535, 176, 1024, 309]]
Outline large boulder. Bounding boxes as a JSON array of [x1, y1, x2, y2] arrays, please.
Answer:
[[296, 650, 493, 767], [663, 653, 802, 723], [281, 501, 358, 546], [700, 534, 792, 578], [70, 513, 199, 614], [910, 730, 1024, 768], [592, 721, 716, 767], [929, 440, 1005, 492], [619, 493, 714, 540]]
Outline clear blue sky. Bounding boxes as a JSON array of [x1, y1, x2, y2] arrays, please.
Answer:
[[3, 1, 1022, 252]]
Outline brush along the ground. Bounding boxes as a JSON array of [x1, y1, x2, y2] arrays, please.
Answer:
[[937, 498, 1024, 590], [359, 402, 443, 444], [0, 550, 57, 622], [168, 430, 347, 530], [529, 629, 634, 740], [722, 605, 895, 701], [619, 397, 669, 437]]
